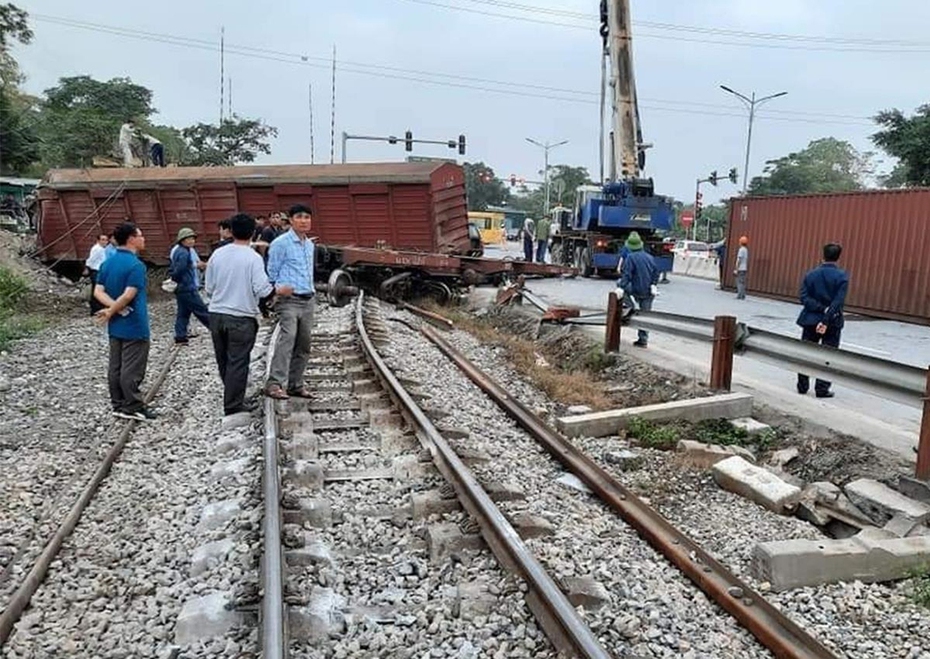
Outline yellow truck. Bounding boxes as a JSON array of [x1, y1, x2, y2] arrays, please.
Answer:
[[468, 211, 506, 245]]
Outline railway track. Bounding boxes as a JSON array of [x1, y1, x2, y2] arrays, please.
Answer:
[[259, 294, 837, 658]]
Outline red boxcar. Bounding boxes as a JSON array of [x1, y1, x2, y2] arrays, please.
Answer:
[[36, 162, 469, 266], [724, 189, 930, 324]]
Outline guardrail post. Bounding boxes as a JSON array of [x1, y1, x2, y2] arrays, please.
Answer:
[[710, 315, 736, 391], [605, 291, 621, 352], [917, 367, 930, 480]]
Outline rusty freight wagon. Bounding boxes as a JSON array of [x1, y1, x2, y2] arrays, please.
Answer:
[[723, 189, 930, 325], [36, 161, 473, 267]]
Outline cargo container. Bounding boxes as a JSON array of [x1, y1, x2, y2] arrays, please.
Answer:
[[724, 189, 930, 325], [35, 162, 470, 266]]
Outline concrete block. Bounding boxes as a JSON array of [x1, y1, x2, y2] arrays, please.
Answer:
[[280, 411, 314, 434], [196, 499, 242, 532], [174, 592, 243, 645], [768, 447, 800, 468], [411, 490, 461, 520], [884, 513, 928, 539], [677, 440, 739, 469], [392, 454, 422, 480], [566, 405, 593, 415], [352, 379, 380, 395], [897, 476, 930, 504], [730, 417, 771, 435], [283, 497, 333, 528], [286, 537, 334, 568], [563, 576, 610, 611], [288, 461, 324, 491], [190, 538, 235, 577], [603, 449, 644, 471], [712, 456, 801, 514], [557, 393, 754, 439], [845, 478, 930, 526], [289, 588, 347, 641], [209, 457, 251, 481], [483, 480, 526, 502], [221, 412, 252, 432], [285, 433, 319, 461], [427, 523, 483, 563], [752, 529, 930, 591], [368, 409, 402, 428], [511, 512, 555, 539]]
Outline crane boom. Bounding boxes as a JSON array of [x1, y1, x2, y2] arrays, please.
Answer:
[[605, 0, 643, 181]]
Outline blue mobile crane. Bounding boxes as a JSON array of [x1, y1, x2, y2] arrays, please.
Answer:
[[549, 0, 675, 278]]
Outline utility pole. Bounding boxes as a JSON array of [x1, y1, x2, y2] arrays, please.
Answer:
[[525, 138, 568, 216], [219, 26, 225, 124], [720, 86, 787, 195], [308, 83, 315, 164]]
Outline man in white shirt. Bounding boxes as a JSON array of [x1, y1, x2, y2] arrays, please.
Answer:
[[83, 233, 109, 315], [205, 213, 282, 416], [119, 120, 136, 167]]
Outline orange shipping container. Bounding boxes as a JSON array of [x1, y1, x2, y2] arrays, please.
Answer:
[[724, 189, 930, 325]]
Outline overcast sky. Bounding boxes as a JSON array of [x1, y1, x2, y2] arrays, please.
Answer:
[[13, 0, 930, 203]]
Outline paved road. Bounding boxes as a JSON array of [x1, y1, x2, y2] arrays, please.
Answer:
[[492, 269, 930, 460]]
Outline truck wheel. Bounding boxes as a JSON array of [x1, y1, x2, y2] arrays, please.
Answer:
[[549, 243, 563, 265], [580, 247, 594, 278]]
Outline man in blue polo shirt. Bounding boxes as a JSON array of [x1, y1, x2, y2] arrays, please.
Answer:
[[94, 222, 156, 421], [264, 204, 314, 400]]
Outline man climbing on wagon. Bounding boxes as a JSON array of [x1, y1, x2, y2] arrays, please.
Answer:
[[617, 231, 658, 348]]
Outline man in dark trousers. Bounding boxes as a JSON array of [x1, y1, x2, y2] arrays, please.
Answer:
[[264, 204, 316, 400], [618, 231, 658, 348], [94, 222, 156, 421], [205, 214, 276, 416], [796, 243, 849, 398], [169, 228, 211, 345]]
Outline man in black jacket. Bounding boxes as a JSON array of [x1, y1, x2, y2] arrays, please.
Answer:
[[170, 227, 211, 345]]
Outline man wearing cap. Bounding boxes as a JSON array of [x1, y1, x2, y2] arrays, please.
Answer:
[[169, 227, 210, 345], [617, 231, 658, 348], [264, 204, 315, 400], [734, 235, 749, 300]]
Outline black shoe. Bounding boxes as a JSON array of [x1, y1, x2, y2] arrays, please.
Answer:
[[226, 401, 259, 415], [115, 407, 158, 421], [815, 391, 835, 399], [797, 385, 809, 395], [632, 340, 648, 348], [174, 337, 189, 345]]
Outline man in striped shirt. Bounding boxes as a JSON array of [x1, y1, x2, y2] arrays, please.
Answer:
[[264, 204, 316, 400]]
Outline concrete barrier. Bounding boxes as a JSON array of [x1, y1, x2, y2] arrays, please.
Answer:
[[673, 254, 719, 281]]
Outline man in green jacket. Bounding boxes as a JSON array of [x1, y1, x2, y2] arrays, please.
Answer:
[[535, 215, 551, 263]]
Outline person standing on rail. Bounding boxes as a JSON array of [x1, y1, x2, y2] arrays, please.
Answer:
[[734, 235, 749, 300], [535, 214, 551, 263], [796, 243, 849, 399], [522, 216, 536, 262], [264, 204, 316, 400], [93, 222, 156, 421], [169, 228, 210, 345], [83, 233, 109, 315], [205, 213, 277, 416], [617, 231, 658, 349]]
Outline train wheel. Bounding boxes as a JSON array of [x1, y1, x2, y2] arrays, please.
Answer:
[[423, 281, 453, 306], [326, 269, 355, 307]]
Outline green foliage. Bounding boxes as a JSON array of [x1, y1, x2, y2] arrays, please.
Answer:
[[0, 266, 38, 350], [906, 564, 930, 609], [509, 164, 593, 217], [0, 84, 38, 174], [180, 116, 277, 166], [626, 416, 680, 450], [872, 105, 930, 187], [748, 137, 873, 196], [463, 161, 509, 211], [693, 418, 749, 446]]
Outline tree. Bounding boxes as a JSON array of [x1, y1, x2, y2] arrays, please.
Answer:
[[872, 105, 930, 187], [0, 85, 38, 174], [0, 3, 31, 86], [547, 165, 592, 207], [463, 162, 509, 211], [748, 137, 873, 196], [180, 116, 277, 166], [36, 76, 157, 167]]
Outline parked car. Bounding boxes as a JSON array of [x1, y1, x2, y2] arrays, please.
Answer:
[[672, 240, 711, 258]]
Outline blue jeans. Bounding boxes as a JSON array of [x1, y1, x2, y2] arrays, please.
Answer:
[[523, 236, 534, 261], [175, 289, 210, 340], [535, 240, 548, 263]]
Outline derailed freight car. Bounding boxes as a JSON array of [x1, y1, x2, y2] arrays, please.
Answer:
[[723, 189, 930, 325], [36, 162, 474, 265]]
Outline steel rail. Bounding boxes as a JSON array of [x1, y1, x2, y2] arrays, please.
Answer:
[[0, 346, 180, 646], [355, 294, 611, 659], [395, 300, 454, 330], [261, 324, 287, 659], [420, 325, 838, 659]]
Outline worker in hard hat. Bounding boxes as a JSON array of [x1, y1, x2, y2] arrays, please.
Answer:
[[734, 235, 749, 300]]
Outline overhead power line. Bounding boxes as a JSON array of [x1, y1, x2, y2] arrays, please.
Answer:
[[396, 0, 930, 53], [31, 14, 874, 126]]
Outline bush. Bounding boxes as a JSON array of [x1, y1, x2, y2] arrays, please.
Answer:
[[0, 266, 38, 350], [626, 416, 680, 450], [693, 418, 750, 446], [0, 267, 28, 307]]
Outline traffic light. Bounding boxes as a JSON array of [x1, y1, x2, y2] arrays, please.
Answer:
[[388, 135, 398, 145], [728, 167, 738, 184], [458, 134, 466, 155], [695, 191, 703, 219], [405, 130, 413, 152], [708, 170, 718, 186], [510, 175, 516, 187]]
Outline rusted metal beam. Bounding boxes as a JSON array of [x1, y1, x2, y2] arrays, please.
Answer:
[[710, 315, 737, 391], [420, 325, 837, 659], [604, 291, 621, 352], [917, 368, 930, 480], [397, 300, 454, 330]]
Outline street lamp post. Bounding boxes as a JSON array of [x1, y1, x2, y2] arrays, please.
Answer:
[[719, 86, 787, 195], [526, 138, 568, 215]]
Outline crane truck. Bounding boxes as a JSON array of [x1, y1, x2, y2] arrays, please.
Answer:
[[549, 0, 675, 278]]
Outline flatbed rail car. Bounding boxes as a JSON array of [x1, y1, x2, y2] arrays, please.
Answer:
[[35, 162, 574, 300]]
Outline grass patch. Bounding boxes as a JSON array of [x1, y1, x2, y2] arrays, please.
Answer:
[[0, 266, 42, 350], [693, 418, 750, 446], [626, 416, 681, 450], [428, 303, 613, 410], [907, 565, 930, 609]]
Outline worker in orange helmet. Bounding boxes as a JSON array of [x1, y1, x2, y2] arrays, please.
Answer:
[[734, 235, 749, 300]]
